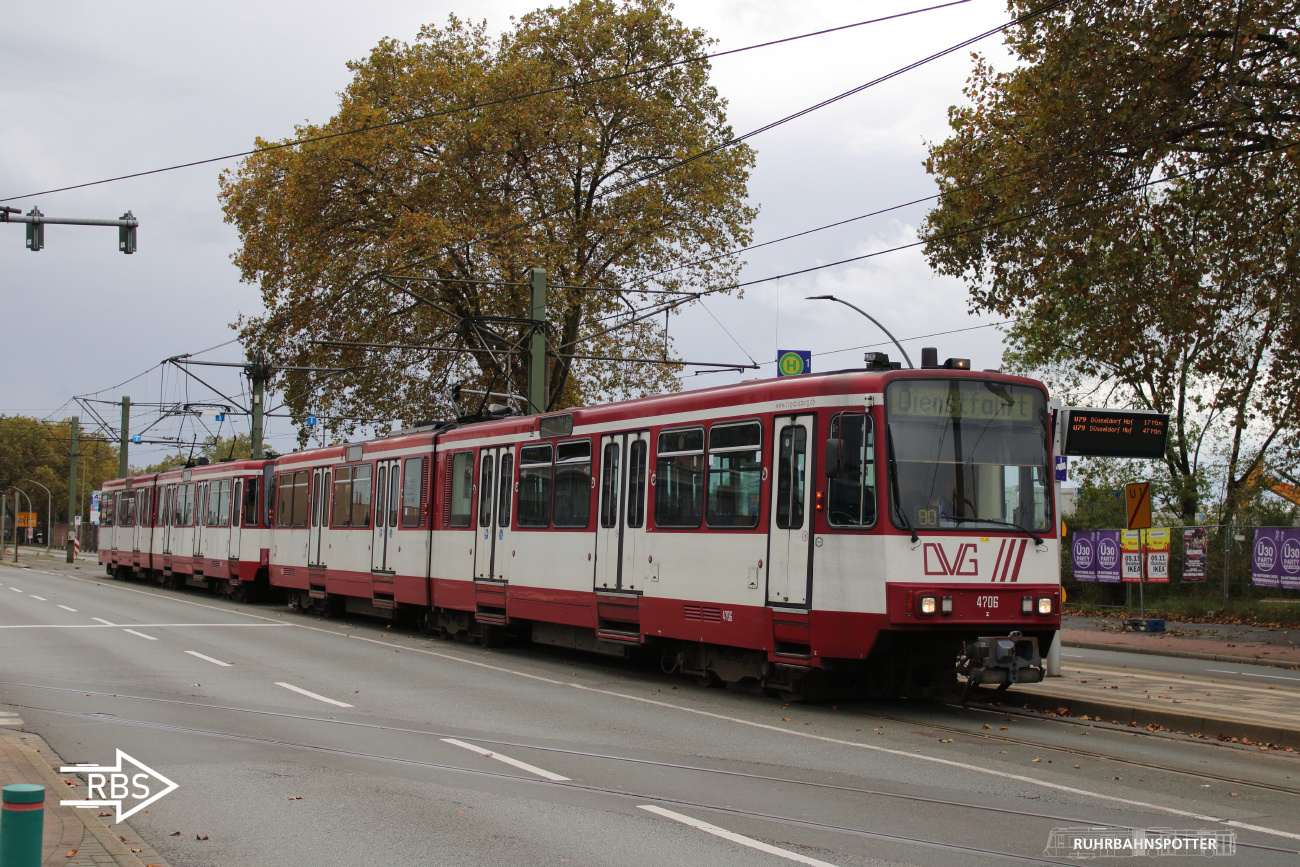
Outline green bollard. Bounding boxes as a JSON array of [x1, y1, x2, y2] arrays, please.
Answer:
[[0, 784, 44, 867]]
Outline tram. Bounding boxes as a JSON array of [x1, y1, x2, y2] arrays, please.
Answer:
[[97, 349, 1060, 698]]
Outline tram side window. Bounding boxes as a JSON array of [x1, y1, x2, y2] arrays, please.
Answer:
[[448, 453, 474, 528], [292, 471, 310, 527], [233, 480, 242, 527], [627, 440, 648, 528], [600, 442, 620, 529], [655, 427, 704, 528], [401, 457, 424, 528], [351, 464, 372, 528], [182, 483, 196, 527], [827, 413, 877, 528], [497, 453, 514, 529], [121, 493, 135, 528], [102, 494, 115, 527], [276, 473, 294, 527], [478, 454, 495, 528], [332, 466, 352, 527], [553, 440, 592, 528], [516, 445, 553, 528], [243, 478, 260, 527], [706, 422, 762, 529], [775, 425, 808, 530]]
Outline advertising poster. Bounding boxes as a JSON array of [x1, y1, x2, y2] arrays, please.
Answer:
[[1182, 527, 1208, 580], [90, 491, 101, 526], [1121, 530, 1143, 582], [1255, 527, 1300, 590], [1071, 530, 1122, 583], [1071, 531, 1096, 581], [1144, 528, 1170, 583]]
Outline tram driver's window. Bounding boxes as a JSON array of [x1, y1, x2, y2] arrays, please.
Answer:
[[655, 427, 704, 528], [827, 412, 877, 528]]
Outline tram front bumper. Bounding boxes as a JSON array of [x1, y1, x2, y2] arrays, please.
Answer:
[[960, 632, 1043, 685]]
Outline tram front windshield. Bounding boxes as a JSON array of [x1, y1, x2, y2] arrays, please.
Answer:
[[886, 379, 1051, 533]]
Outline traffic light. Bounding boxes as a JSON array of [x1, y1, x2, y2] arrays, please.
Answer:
[[25, 207, 43, 251], [119, 211, 136, 254]]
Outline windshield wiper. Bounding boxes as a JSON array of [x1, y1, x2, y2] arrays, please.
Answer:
[[886, 432, 918, 543], [946, 515, 1044, 546]]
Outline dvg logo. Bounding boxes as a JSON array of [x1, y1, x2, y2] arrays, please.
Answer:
[[59, 749, 179, 822]]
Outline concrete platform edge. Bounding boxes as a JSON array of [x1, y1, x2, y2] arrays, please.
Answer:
[[981, 687, 1300, 750], [1064, 637, 1300, 666]]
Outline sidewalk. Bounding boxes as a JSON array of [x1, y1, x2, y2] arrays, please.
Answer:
[[0, 728, 168, 867]]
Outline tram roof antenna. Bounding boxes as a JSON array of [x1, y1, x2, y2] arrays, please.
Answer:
[[805, 295, 914, 369]]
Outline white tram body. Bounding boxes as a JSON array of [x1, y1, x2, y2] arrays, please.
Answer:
[[98, 364, 1061, 694]]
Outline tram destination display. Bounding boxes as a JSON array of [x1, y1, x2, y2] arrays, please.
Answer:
[[1062, 409, 1169, 459]]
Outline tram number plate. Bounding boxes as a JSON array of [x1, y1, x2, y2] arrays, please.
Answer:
[[975, 595, 999, 609]]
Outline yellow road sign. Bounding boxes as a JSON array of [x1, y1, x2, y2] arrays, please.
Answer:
[[16, 512, 36, 528], [1125, 482, 1151, 530]]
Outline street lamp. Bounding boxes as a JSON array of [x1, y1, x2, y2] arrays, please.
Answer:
[[805, 295, 914, 369], [4, 488, 33, 563], [19, 480, 53, 552]]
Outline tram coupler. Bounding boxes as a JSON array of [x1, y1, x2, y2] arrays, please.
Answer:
[[958, 631, 1043, 688]]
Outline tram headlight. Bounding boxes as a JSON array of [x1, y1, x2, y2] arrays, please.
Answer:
[[918, 594, 937, 616], [1036, 596, 1053, 615], [1021, 595, 1033, 615]]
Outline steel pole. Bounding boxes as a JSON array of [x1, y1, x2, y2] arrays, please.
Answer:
[[119, 395, 130, 478], [805, 295, 915, 368], [528, 268, 548, 415], [66, 416, 79, 563], [250, 351, 267, 459], [0, 784, 45, 867]]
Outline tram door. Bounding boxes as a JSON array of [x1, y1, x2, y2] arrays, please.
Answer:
[[162, 486, 174, 555], [308, 469, 329, 568], [472, 448, 513, 582], [192, 482, 206, 561], [594, 431, 650, 591], [767, 415, 814, 607], [371, 460, 399, 572]]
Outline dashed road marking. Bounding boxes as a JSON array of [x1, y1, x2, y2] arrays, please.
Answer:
[[185, 651, 232, 667], [639, 805, 839, 866], [9, 587, 22, 593], [275, 682, 353, 708], [123, 629, 157, 641], [57, 605, 77, 612], [441, 738, 570, 781], [1208, 669, 1300, 682], [29, 595, 46, 601], [91, 617, 115, 626]]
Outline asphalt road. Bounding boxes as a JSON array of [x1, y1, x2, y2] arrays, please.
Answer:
[[3, 561, 1299, 866]]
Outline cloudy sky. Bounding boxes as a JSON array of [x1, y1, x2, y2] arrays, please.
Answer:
[[1, 0, 1018, 462]]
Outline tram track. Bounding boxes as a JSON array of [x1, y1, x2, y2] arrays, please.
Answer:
[[21, 702, 1298, 863], [7, 685, 1298, 857]]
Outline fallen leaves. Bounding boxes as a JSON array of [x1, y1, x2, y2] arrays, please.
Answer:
[[939, 738, 953, 743], [288, 796, 302, 800], [65, 851, 77, 858], [61, 778, 78, 787], [169, 832, 181, 836], [196, 834, 209, 841]]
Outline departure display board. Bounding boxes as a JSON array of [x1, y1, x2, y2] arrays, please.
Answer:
[[1063, 409, 1168, 459]]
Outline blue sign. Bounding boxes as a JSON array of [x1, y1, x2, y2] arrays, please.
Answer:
[[306, 415, 317, 427], [1054, 455, 1067, 482], [131, 435, 142, 444], [214, 413, 225, 422], [776, 350, 811, 377]]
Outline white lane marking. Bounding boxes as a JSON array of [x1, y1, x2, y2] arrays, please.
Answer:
[[639, 805, 839, 867], [29, 595, 46, 601], [9, 587, 22, 593], [441, 738, 570, 781], [91, 618, 115, 626], [57, 605, 77, 612], [1207, 669, 1300, 682], [276, 682, 353, 708], [185, 650, 232, 667], [123, 629, 157, 641], [1062, 652, 1085, 657], [0, 623, 285, 629]]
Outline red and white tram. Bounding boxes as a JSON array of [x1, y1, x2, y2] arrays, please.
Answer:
[[97, 354, 1061, 697]]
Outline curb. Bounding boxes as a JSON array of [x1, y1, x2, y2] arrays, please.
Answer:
[[986, 687, 1300, 750], [0, 730, 153, 867], [1064, 637, 1300, 667]]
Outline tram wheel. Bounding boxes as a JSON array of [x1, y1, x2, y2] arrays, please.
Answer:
[[691, 672, 722, 689]]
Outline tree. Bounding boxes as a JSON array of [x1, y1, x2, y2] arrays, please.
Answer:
[[0, 416, 119, 525], [921, 0, 1300, 526], [220, 0, 756, 443]]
